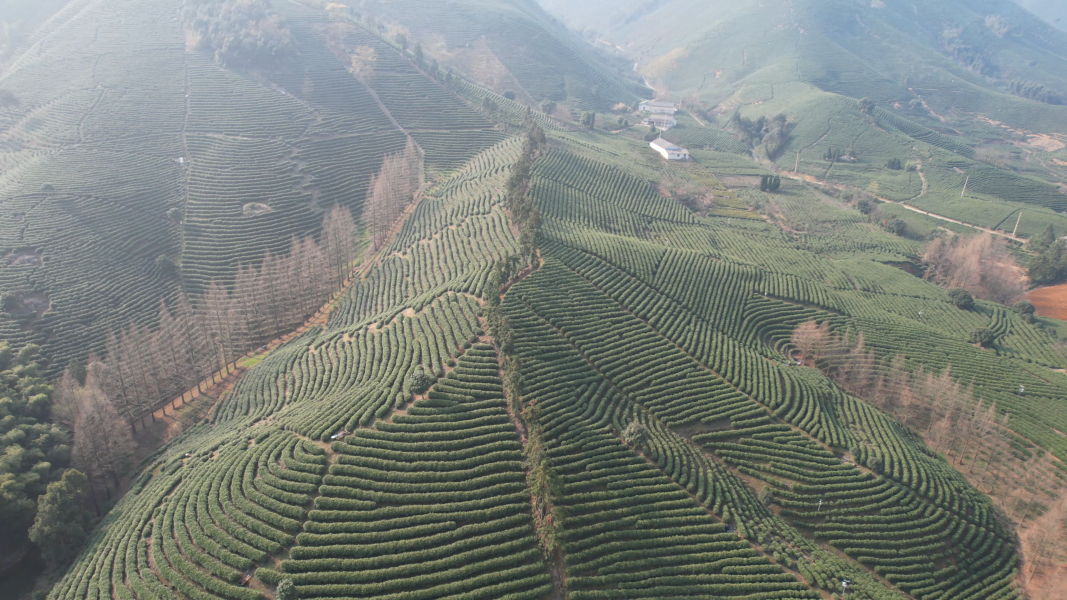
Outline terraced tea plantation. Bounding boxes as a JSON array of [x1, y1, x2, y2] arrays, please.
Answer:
[[0, 0, 512, 374], [14, 0, 1067, 598], [47, 100, 1067, 600]]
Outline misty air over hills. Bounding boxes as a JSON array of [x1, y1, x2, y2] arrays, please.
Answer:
[[0, 0, 1066, 599]]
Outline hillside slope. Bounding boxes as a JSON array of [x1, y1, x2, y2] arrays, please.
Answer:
[[540, 0, 1067, 132], [9, 1, 1067, 599], [1014, 0, 1067, 31], [539, 0, 1067, 247], [346, 0, 650, 112], [0, 0, 602, 373], [48, 120, 1067, 600]]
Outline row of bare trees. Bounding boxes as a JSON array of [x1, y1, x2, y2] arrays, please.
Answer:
[[362, 137, 422, 251], [56, 206, 360, 435], [791, 320, 1066, 528], [795, 306, 1067, 592], [923, 232, 1026, 305], [52, 144, 423, 508], [793, 320, 1005, 458]]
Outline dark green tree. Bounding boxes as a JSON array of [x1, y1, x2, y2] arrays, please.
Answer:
[[276, 578, 298, 600], [28, 469, 90, 568], [1027, 226, 1067, 285], [1031, 225, 1056, 252], [727, 112, 790, 158], [882, 216, 906, 237], [622, 419, 649, 452], [947, 287, 975, 310], [757, 487, 775, 506], [0, 291, 18, 312], [396, 33, 407, 54], [404, 367, 435, 395], [581, 112, 596, 129], [1013, 300, 1035, 316], [155, 254, 178, 276], [970, 327, 996, 347], [866, 454, 884, 474], [1028, 242, 1066, 285]]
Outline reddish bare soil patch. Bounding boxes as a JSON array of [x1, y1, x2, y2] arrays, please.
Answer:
[[1018, 493, 1067, 599], [1028, 284, 1067, 320]]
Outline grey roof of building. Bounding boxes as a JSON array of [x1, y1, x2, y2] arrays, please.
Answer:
[[650, 138, 684, 152]]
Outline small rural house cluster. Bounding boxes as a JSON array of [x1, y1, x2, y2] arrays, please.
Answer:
[[642, 114, 677, 130], [650, 138, 689, 160], [639, 100, 678, 114]]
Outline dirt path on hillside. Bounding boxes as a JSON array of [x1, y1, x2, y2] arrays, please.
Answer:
[[782, 171, 1024, 242]]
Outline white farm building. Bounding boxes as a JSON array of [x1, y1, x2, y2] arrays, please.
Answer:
[[642, 114, 677, 130], [639, 100, 678, 114], [650, 138, 689, 160]]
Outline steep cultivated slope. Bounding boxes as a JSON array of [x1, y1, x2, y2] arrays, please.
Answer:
[[339, 0, 650, 112], [0, 0, 512, 373], [51, 118, 1067, 599]]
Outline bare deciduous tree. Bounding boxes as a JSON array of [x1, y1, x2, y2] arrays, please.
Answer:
[[89, 207, 360, 425], [923, 233, 1026, 305], [363, 137, 422, 251], [70, 367, 135, 509]]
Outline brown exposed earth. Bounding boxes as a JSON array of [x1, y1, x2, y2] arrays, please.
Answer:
[[1027, 284, 1067, 320], [1017, 492, 1067, 600]]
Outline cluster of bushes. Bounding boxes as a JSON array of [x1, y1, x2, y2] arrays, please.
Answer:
[[941, 28, 997, 77], [0, 344, 71, 567], [182, 0, 295, 69], [1008, 80, 1062, 105], [823, 147, 856, 163], [759, 175, 781, 192], [1028, 225, 1067, 285], [727, 112, 790, 159]]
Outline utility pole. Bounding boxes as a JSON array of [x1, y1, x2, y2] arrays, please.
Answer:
[[795, 152, 800, 173], [961, 175, 969, 197], [1012, 212, 1022, 237]]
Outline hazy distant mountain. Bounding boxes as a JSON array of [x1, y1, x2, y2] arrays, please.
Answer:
[[1014, 0, 1067, 31], [538, 0, 1067, 135]]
